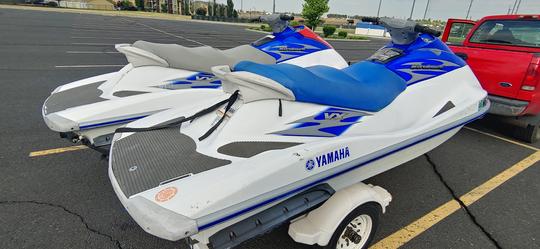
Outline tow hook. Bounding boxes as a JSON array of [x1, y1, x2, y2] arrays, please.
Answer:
[[71, 136, 82, 143]]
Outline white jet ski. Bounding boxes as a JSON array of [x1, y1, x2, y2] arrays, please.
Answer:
[[41, 14, 348, 153], [108, 18, 489, 249]]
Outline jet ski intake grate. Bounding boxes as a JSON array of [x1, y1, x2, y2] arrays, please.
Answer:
[[111, 129, 231, 197]]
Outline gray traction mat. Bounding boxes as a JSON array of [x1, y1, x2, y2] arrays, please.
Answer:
[[111, 129, 231, 197], [217, 141, 301, 158], [44, 81, 106, 114]]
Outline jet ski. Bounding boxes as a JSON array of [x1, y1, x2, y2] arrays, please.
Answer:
[[107, 17, 489, 249], [41, 14, 348, 153]]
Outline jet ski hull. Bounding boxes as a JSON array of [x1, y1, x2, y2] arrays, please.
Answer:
[[108, 81, 488, 243], [42, 49, 347, 152]]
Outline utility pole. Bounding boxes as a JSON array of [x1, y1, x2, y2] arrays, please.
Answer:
[[465, 0, 474, 20], [241, 0, 243, 12], [423, 0, 430, 20], [409, 0, 416, 20], [514, 0, 522, 14], [272, 0, 275, 14], [376, 0, 383, 18]]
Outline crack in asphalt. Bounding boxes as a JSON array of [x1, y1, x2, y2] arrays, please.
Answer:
[[425, 153, 503, 249], [0, 200, 124, 249]]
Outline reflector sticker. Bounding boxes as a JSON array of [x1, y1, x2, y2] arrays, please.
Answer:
[[155, 187, 178, 202]]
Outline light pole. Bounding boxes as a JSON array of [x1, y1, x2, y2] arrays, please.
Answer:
[[376, 0, 383, 18], [465, 0, 474, 20], [423, 0, 430, 20], [409, 0, 416, 20], [511, 0, 518, 14], [515, 0, 522, 14], [273, 0, 275, 14]]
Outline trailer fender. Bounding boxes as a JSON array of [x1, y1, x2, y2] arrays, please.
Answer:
[[288, 182, 391, 246]]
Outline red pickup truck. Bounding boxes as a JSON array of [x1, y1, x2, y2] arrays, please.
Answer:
[[441, 15, 540, 142]]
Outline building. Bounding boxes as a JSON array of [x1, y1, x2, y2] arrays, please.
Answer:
[[355, 22, 389, 37]]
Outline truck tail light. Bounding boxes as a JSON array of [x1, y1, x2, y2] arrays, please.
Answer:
[[521, 53, 540, 91]]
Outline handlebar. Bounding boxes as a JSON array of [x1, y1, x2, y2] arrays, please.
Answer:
[[361, 16, 441, 37], [279, 14, 294, 21], [361, 16, 380, 24], [249, 17, 262, 22], [414, 25, 441, 37]]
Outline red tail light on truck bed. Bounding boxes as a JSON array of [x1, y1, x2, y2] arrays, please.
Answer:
[[522, 53, 540, 92]]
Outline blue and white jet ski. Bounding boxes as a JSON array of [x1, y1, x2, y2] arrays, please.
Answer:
[[108, 17, 489, 249], [41, 14, 347, 153]]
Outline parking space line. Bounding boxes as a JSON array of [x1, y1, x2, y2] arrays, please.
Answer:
[[55, 65, 124, 68], [29, 145, 88, 157], [66, 51, 120, 54], [71, 42, 116, 46], [464, 126, 539, 151], [130, 21, 207, 46], [370, 150, 540, 249], [71, 36, 139, 40]]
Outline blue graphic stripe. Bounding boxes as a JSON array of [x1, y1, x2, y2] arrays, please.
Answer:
[[197, 110, 486, 231], [79, 115, 149, 130]]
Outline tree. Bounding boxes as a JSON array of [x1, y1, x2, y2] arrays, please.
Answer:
[[182, 0, 190, 15], [322, 25, 336, 37], [302, 0, 329, 30], [195, 7, 207, 16], [218, 4, 225, 17], [135, 0, 144, 10], [226, 0, 234, 17], [212, 0, 216, 16]]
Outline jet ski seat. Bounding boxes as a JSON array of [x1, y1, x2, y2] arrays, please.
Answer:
[[233, 61, 407, 112], [132, 41, 276, 73]]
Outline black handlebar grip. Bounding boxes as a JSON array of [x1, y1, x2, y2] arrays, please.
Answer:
[[414, 25, 442, 37], [249, 16, 262, 22], [280, 14, 294, 21], [361, 16, 380, 24]]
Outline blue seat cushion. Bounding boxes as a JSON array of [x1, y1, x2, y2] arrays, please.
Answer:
[[233, 61, 406, 112]]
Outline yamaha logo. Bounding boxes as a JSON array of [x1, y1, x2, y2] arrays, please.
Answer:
[[305, 159, 315, 171]]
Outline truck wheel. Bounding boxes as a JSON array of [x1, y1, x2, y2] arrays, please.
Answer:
[[513, 124, 540, 143], [324, 203, 381, 249]]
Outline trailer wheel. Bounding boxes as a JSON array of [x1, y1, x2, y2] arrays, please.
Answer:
[[324, 202, 381, 249], [513, 123, 540, 143]]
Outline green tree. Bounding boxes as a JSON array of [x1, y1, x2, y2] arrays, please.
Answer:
[[183, 0, 191, 15], [226, 0, 234, 17], [322, 25, 336, 37], [218, 4, 225, 17], [301, 0, 329, 30], [195, 7, 207, 16], [135, 0, 144, 10]]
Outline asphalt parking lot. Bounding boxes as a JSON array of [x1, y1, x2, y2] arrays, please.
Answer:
[[0, 5, 539, 249]]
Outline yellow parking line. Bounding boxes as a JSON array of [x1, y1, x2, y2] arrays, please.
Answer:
[[370, 150, 540, 249], [464, 126, 539, 151], [29, 145, 88, 157]]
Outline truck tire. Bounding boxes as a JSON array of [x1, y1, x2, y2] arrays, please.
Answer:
[[513, 123, 540, 143], [323, 202, 381, 249]]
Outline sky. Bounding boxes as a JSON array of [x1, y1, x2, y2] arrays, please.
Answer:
[[217, 0, 540, 21]]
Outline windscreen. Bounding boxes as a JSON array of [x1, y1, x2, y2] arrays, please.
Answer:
[[470, 19, 540, 47]]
